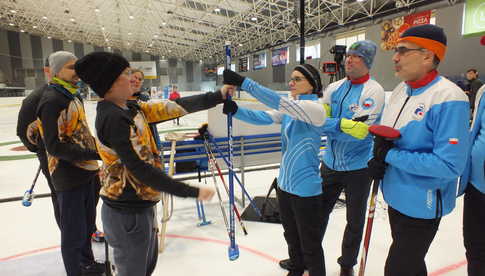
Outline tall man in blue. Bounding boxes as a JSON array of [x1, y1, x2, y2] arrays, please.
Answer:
[[279, 40, 385, 276], [368, 24, 470, 276], [459, 81, 485, 275]]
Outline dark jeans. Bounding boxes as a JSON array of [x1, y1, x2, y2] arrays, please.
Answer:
[[37, 149, 61, 229], [320, 164, 371, 269], [277, 188, 326, 276], [464, 184, 485, 276], [102, 204, 158, 276], [57, 176, 98, 276], [384, 207, 440, 276]]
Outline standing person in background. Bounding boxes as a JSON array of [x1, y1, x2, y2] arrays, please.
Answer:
[[459, 83, 485, 276], [281, 40, 384, 276], [465, 69, 483, 113], [75, 52, 227, 276], [37, 51, 104, 276], [367, 24, 470, 276], [222, 64, 370, 276], [169, 86, 181, 125], [16, 57, 62, 229], [129, 69, 162, 149]]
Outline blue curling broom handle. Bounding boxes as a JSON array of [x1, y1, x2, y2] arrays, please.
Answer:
[[224, 41, 239, 261]]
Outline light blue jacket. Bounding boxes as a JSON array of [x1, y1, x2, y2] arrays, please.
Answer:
[[234, 78, 329, 197], [321, 77, 385, 171], [459, 85, 485, 195], [381, 75, 470, 219]]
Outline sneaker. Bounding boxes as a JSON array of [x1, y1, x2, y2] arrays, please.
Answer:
[[91, 231, 105, 243], [279, 259, 307, 271], [340, 267, 355, 276]]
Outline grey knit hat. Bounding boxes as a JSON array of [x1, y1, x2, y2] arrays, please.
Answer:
[[48, 51, 77, 76]]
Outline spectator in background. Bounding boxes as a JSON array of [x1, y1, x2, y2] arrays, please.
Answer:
[[465, 69, 483, 113], [169, 86, 181, 125]]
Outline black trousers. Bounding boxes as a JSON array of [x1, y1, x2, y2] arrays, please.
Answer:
[[277, 188, 326, 276], [37, 149, 61, 229], [57, 175, 98, 276], [384, 207, 440, 276], [464, 184, 485, 276], [320, 164, 371, 268]]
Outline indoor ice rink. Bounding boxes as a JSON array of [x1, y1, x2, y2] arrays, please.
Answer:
[[0, 0, 484, 276]]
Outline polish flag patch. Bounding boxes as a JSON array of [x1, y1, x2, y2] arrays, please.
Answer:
[[449, 138, 459, 144]]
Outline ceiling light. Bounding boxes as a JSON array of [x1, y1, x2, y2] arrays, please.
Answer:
[[145, 50, 149, 53], [251, 17, 258, 21], [70, 18, 75, 22], [42, 16, 48, 20], [101, 26, 105, 30], [105, 39, 109, 42], [10, 10, 17, 13], [168, 50, 172, 53], [108, 46, 112, 50], [239, 43, 243, 46], [68, 39, 72, 43], [128, 32, 132, 35], [127, 42, 130, 45], [47, 36, 51, 39], [95, 8, 100, 12], [162, 22, 167, 26], [9, 23, 14, 26], [33, 25, 37, 29], [153, 34, 158, 38], [129, 15, 134, 20], [356, 0, 365, 2], [20, 29, 25, 33], [214, 8, 221, 12]]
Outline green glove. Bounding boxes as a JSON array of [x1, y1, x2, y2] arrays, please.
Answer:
[[323, 104, 331, 117], [340, 118, 369, 140]]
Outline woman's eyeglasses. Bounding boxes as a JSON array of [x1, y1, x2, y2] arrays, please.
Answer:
[[290, 76, 306, 82]]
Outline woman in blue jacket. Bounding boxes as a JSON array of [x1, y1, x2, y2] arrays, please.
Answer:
[[222, 65, 368, 276]]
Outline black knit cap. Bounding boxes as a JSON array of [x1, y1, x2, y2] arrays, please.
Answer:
[[74, 52, 130, 98], [400, 24, 447, 46], [293, 64, 323, 97]]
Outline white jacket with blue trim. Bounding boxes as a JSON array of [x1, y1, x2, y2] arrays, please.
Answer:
[[233, 78, 328, 197], [459, 84, 485, 195], [381, 75, 470, 219], [321, 77, 385, 171]]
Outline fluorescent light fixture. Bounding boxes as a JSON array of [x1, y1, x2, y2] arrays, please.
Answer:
[[214, 8, 221, 12], [10, 10, 17, 13], [129, 15, 134, 19], [42, 16, 48, 20], [33, 25, 37, 29], [251, 17, 257, 21], [95, 8, 100, 12]]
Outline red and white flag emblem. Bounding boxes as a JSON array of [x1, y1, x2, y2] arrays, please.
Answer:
[[449, 138, 459, 144]]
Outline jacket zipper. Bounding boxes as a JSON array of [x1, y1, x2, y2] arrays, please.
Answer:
[[392, 89, 413, 128], [332, 84, 353, 169]]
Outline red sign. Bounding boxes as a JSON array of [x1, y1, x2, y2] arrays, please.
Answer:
[[380, 10, 431, 50]]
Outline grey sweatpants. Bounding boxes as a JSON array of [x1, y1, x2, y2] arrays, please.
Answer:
[[101, 203, 158, 276]]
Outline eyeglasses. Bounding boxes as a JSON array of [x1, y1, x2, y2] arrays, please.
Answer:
[[121, 69, 132, 76], [394, 46, 424, 55], [290, 76, 306, 82]]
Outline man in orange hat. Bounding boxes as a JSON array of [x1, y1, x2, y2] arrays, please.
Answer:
[[367, 24, 470, 276]]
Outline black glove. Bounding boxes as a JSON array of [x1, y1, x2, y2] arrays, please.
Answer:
[[223, 69, 245, 86], [373, 137, 394, 162], [367, 158, 386, 180], [223, 100, 238, 115], [198, 123, 208, 137]]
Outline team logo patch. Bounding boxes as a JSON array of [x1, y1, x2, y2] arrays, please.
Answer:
[[349, 103, 360, 113], [413, 103, 426, 120], [362, 98, 375, 110], [449, 138, 459, 144]]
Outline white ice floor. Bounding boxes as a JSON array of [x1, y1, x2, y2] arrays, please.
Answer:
[[0, 97, 468, 276]]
